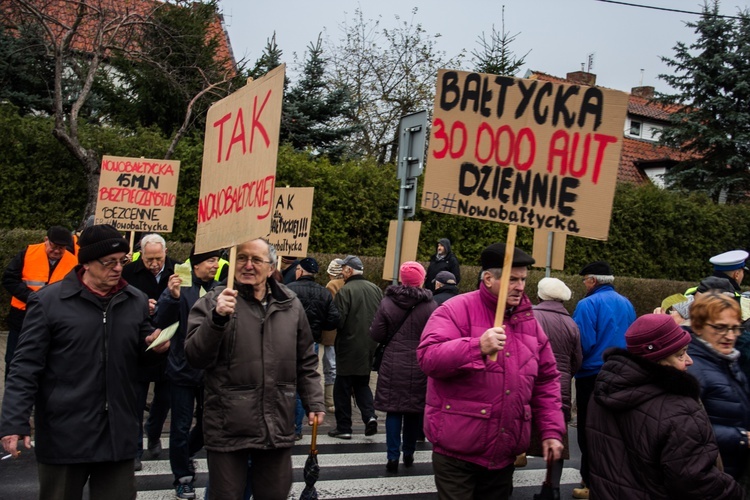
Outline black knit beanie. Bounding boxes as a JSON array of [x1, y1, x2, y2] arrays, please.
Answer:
[[78, 225, 130, 264], [190, 246, 222, 267]]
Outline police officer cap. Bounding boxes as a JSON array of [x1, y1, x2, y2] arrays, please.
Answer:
[[579, 260, 612, 276], [480, 243, 535, 270], [709, 250, 749, 272]]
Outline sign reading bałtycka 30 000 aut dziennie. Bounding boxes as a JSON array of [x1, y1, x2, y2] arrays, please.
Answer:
[[421, 69, 629, 241]]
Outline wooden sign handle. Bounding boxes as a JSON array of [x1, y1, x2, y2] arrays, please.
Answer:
[[489, 225, 517, 362], [226, 245, 236, 290]]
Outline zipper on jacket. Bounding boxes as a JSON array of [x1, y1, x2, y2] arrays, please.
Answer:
[[102, 310, 108, 412]]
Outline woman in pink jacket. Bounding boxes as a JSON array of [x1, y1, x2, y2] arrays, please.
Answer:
[[417, 243, 565, 500]]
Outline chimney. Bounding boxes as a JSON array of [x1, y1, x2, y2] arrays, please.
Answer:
[[631, 86, 655, 99], [566, 71, 596, 86]]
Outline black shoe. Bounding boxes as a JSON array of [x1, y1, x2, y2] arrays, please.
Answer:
[[134, 457, 142, 471], [328, 428, 352, 439], [386, 459, 398, 473], [403, 454, 414, 467], [295, 433, 303, 441], [147, 438, 162, 459], [365, 417, 378, 436]]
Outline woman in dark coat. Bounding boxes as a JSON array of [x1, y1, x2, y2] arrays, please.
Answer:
[[687, 292, 750, 482], [369, 261, 437, 473], [530, 278, 582, 494], [587, 314, 743, 499]]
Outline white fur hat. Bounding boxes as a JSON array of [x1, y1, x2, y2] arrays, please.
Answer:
[[537, 277, 572, 302]]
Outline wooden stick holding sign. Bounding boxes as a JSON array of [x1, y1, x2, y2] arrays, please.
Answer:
[[226, 246, 237, 290], [489, 225, 517, 362]]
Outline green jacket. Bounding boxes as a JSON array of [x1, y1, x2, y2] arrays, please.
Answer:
[[334, 275, 383, 376]]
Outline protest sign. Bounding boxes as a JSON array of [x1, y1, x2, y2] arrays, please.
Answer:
[[95, 155, 180, 232], [269, 187, 314, 257], [422, 69, 629, 241], [382, 220, 421, 281], [194, 64, 285, 253]]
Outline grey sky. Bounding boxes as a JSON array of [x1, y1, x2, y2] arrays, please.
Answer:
[[217, 0, 748, 94]]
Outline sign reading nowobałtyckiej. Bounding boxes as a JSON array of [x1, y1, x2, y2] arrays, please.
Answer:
[[95, 155, 180, 232], [269, 187, 314, 257], [421, 69, 629, 241], [194, 64, 285, 253]]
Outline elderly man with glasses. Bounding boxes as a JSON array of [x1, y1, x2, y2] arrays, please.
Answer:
[[1, 224, 169, 500], [121, 233, 178, 470], [186, 238, 325, 500], [571, 260, 636, 499]]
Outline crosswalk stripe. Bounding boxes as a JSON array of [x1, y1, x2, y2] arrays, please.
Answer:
[[137, 468, 582, 499]]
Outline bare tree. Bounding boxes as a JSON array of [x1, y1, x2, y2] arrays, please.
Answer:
[[328, 7, 462, 163], [1, 0, 240, 220]]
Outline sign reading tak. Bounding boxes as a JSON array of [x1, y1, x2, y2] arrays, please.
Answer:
[[95, 155, 180, 233], [194, 65, 285, 253], [422, 69, 628, 240]]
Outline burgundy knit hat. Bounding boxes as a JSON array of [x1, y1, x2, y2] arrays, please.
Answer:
[[400, 261, 426, 287], [625, 314, 691, 361]]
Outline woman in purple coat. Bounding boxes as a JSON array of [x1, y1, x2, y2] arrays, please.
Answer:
[[370, 261, 437, 473], [531, 277, 582, 496]]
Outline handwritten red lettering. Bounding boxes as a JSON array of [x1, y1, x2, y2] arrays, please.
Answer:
[[101, 159, 174, 176], [226, 107, 247, 161], [250, 91, 272, 153], [212, 113, 232, 163], [196, 175, 275, 223]]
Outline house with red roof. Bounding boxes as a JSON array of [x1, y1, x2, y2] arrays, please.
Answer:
[[527, 70, 689, 187]]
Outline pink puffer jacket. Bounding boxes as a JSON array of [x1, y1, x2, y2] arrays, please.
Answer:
[[417, 286, 565, 470]]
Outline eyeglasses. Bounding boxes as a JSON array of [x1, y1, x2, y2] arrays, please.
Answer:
[[236, 255, 272, 267], [97, 257, 130, 269], [706, 323, 744, 336]]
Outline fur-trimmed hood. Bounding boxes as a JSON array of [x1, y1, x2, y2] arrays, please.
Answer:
[[594, 348, 701, 412]]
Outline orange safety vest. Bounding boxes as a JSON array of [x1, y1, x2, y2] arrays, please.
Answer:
[[10, 242, 78, 310]]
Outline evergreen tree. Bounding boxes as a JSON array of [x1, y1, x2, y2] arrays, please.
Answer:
[[656, 1, 750, 202], [248, 32, 284, 79], [280, 34, 359, 162], [471, 7, 528, 76], [0, 25, 55, 115]]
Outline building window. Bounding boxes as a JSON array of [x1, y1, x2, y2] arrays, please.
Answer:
[[630, 121, 642, 137]]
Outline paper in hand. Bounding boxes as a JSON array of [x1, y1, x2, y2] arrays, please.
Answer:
[[175, 263, 192, 287], [146, 322, 178, 351]]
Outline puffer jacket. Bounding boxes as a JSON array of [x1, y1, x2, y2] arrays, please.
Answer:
[[588, 348, 743, 499], [287, 275, 339, 342], [688, 334, 750, 479], [573, 284, 636, 377], [370, 285, 437, 413], [425, 238, 461, 292], [0, 267, 160, 464], [417, 286, 564, 470], [185, 279, 324, 452], [533, 300, 582, 421], [334, 275, 382, 376]]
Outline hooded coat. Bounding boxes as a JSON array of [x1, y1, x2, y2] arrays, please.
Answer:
[[370, 285, 437, 413], [425, 238, 461, 292], [587, 348, 743, 499], [418, 287, 564, 470]]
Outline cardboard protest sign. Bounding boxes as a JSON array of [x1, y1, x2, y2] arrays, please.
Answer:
[[95, 155, 180, 232], [382, 220, 422, 281], [269, 187, 314, 257], [422, 69, 629, 241], [532, 229, 567, 270], [194, 64, 285, 253]]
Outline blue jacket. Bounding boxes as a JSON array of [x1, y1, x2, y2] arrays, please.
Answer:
[[687, 335, 750, 480], [573, 284, 635, 378]]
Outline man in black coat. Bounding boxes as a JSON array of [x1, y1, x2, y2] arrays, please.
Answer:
[[425, 238, 461, 293], [432, 271, 460, 305], [121, 233, 177, 469], [288, 257, 340, 439], [0, 225, 169, 500]]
